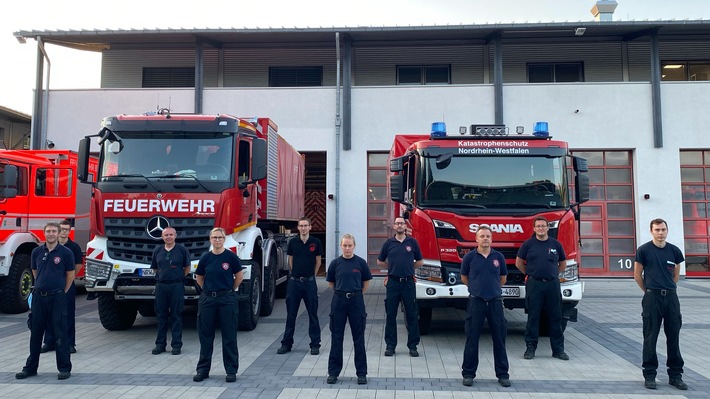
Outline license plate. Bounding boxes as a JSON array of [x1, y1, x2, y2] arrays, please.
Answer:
[[138, 268, 155, 277], [501, 287, 520, 297]]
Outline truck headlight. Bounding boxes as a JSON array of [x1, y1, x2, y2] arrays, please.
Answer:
[[86, 260, 112, 283], [559, 262, 579, 283], [416, 265, 443, 282]]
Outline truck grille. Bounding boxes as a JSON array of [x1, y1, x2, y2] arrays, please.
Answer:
[[105, 217, 214, 264]]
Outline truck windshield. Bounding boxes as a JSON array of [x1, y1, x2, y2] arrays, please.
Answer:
[[420, 155, 568, 209], [99, 133, 234, 182]]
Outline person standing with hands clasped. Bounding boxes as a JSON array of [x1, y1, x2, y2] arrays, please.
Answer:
[[325, 234, 372, 385], [151, 226, 191, 355], [377, 217, 423, 357], [193, 228, 244, 383], [515, 216, 569, 361], [460, 226, 510, 387], [634, 218, 687, 390], [277, 217, 323, 355], [16, 222, 75, 380]]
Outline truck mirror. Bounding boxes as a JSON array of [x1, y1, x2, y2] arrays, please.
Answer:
[[575, 173, 590, 203], [0, 164, 18, 199], [389, 174, 405, 203], [390, 156, 404, 172], [573, 156, 588, 173], [108, 141, 123, 154], [77, 138, 91, 183], [435, 153, 453, 170], [251, 138, 267, 181]]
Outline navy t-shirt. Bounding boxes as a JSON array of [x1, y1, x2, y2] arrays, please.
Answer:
[[287, 235, 323, 278], [151, 243, 191, 282], [195, 250, 244, 292], [460, 249, 507, 300], [635, 241, 684, 290], [377, 236, 423, 277], [31, 243, 75, 292], [517, 237, 566, 280], [326, 255, 373, 292]]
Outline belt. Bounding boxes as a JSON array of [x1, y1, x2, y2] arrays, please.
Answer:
[[388, 275, 413, 282], [528, 275, 556, 282], [290, 275, 315, 282], [202, 289, 234, 297], [646, 288, 676, 296], [37, 289, 63, 296], [334, 290, 362, 299]]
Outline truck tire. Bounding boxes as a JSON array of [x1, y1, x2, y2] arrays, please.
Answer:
[[238, 267, 261, 331], [97, 292, 137, 330], [0, 254, 32, 314], [418, 307, 433, 335], [260, 255, 277, 316]]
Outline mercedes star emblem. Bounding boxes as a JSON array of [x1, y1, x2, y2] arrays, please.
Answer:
[[146, 216, 170, 240]]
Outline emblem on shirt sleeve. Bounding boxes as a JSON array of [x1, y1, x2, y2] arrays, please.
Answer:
[[493, 259, 500, 268], [222, 263, 230, 270], [54, 256, 62, 264]]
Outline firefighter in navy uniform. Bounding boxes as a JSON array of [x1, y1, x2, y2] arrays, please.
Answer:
[[16, 222, 75, 380], [460, 226, 510, 388], [151, 226, 191, 355], [325, 233, 372, 385], [277, 217, 323, 355], [515, 216, 569, 361], [41, 219, 83, 354], [377, 217, 423, 357], [193, 228, 244, 383]]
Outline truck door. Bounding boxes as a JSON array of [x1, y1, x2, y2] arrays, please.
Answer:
[[31, 166, 76, 235], [237, 139, 257, 226], [0, 163, 29, 234]]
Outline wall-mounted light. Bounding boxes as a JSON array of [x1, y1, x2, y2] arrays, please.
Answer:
[[575, 27, 587, 36], [46, 140, 55, 149]]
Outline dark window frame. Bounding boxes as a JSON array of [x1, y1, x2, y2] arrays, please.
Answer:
[[396, 65, 451, 85], [268, 66, 323, 87], [661, 61, 710, 81], [142, 67, 195, 88], [527, 62, 584, 83]]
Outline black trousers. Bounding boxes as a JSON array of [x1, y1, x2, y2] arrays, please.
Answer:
[[196, 292, 239, 375], [281, 279, 320, 348], [24, 291, 72, 373], [461, 297, 509, 379], [641, 290, 684, 379], [384, 278, 419, 350], [524, 277, 564, 353], [43, 282, 76, 347], [328, 293, 367, 377], [154, 281, 185, 349]]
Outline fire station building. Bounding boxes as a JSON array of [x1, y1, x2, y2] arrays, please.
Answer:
[[14, 6, 710, 278]]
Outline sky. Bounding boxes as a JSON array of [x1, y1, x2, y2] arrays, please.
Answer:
[[2, 0, 710, 115]]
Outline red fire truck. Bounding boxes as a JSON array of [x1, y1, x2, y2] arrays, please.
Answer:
[[388, 123, 590, 333], [0, 150, 97, 314], [77, 111, 304, 331]]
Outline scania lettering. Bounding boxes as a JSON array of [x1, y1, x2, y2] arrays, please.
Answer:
[[0, 150, 97, 313], [77, 111, 304, 331], [388, 122, 590, 333]]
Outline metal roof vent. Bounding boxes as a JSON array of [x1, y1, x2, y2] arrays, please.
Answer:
[[591, 0, 618, 22]]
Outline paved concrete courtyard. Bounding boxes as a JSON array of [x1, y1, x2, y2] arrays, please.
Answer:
[[1, 278, 709, 398]]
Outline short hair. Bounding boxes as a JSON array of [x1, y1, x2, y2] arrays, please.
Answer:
[[298, 217, 312, 225], [533, 216, 549, 226], [162, 226, 176, 234], [59, 219, 72, 227], [340, 233, 356, 246], [476, 225, 492, 236], [210, 227, 226, 237], [650, 218, 668, 230], [44, 221, 61, 232]]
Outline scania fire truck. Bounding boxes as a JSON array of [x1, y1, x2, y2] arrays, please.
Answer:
[[0, 150, 96, 313], [77, 111, 304, 331], [388, 123, 590, 333]]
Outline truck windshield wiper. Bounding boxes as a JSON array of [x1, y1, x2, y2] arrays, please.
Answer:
[[104, 174, 161, 192], [495, 202, 552, 209], [150, 173, 211, 193]]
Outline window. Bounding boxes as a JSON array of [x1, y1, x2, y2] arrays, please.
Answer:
[[528, 63, 584, 83], [269, 67, 323, 87], [367, 152, 390, 274], [680, 150, 710, 275], [662, 62, 710, 81], [35, 168, 72, 197], [142, 67, 195, 88], [397, 65, 451, 85]]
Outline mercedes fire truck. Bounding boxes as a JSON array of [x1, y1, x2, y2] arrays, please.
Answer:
[[77, 111, 304, 331], [388, 123, 590, 333]]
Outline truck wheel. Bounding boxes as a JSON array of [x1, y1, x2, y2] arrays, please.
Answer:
[[418, 307, 433, 335], [0, 254, 32, 314], [260, 256, 277, 316], [238, 267, 261, 331], [97, 292, 137, 330]]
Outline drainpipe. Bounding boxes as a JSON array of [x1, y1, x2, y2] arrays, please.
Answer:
[[649, 29, 663, 148], [334, 32, 342, 256], [493, 32, 503, 124], [31, 37, 51, 150]]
